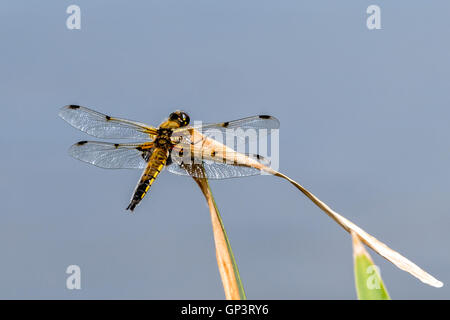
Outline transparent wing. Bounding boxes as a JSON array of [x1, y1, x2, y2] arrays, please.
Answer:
[[169, 115, 278, 175], [166, 149, 271, 179], [59, 105, 158, 140], [189, 115, 280, 131], [171, 114, 279, 142], [69, 141, 153, 169], [166, 162, 260, 179]]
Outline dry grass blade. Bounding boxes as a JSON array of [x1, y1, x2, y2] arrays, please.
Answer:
[[193, 166, 246, 300], [187, 128, 442, 288], [273, 171, 443, 288]]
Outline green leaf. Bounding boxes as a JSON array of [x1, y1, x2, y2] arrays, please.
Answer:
[[352, 232, 390, 300]]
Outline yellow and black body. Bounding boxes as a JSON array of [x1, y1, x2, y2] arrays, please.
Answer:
[[126, 111, 190, 211]]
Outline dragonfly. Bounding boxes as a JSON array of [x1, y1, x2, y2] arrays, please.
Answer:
[[58, 105, 444, 288], [59, 105, 280, 211]]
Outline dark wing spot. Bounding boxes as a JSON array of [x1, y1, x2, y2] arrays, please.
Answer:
[[105, 115, 112, 121], [250, 153, 270, 166], [68, 105, 80, 109], [114, 144, 119, 148], [222, 121, 229, 128], [166, 155, 173, 166], [136, 146, 143, 151], [77, 141, 88, 145], [211, 150, 216, 157], [259, 115, 272, 119]]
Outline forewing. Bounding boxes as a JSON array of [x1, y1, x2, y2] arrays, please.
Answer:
[[196, 115, 280, 131], [59, 105, 157, 140], [69, 141, 153, 169], [171, 115, 279, 143]]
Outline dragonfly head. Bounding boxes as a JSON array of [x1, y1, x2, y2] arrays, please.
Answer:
[[168, 111, 190, 127]]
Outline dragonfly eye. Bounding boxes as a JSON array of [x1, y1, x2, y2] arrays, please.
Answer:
[[180, 112, 190, 126], [169, 112, 179, 121], [169, 111, 190, 126]]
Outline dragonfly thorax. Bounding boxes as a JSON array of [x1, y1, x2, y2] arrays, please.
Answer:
[[155, 128, 173, 148]]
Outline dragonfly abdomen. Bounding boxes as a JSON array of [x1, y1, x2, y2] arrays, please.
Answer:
[[126, 148, 168, 211]]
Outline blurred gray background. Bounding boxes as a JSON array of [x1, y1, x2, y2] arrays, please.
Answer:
[[0, 1, 449, 299]]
